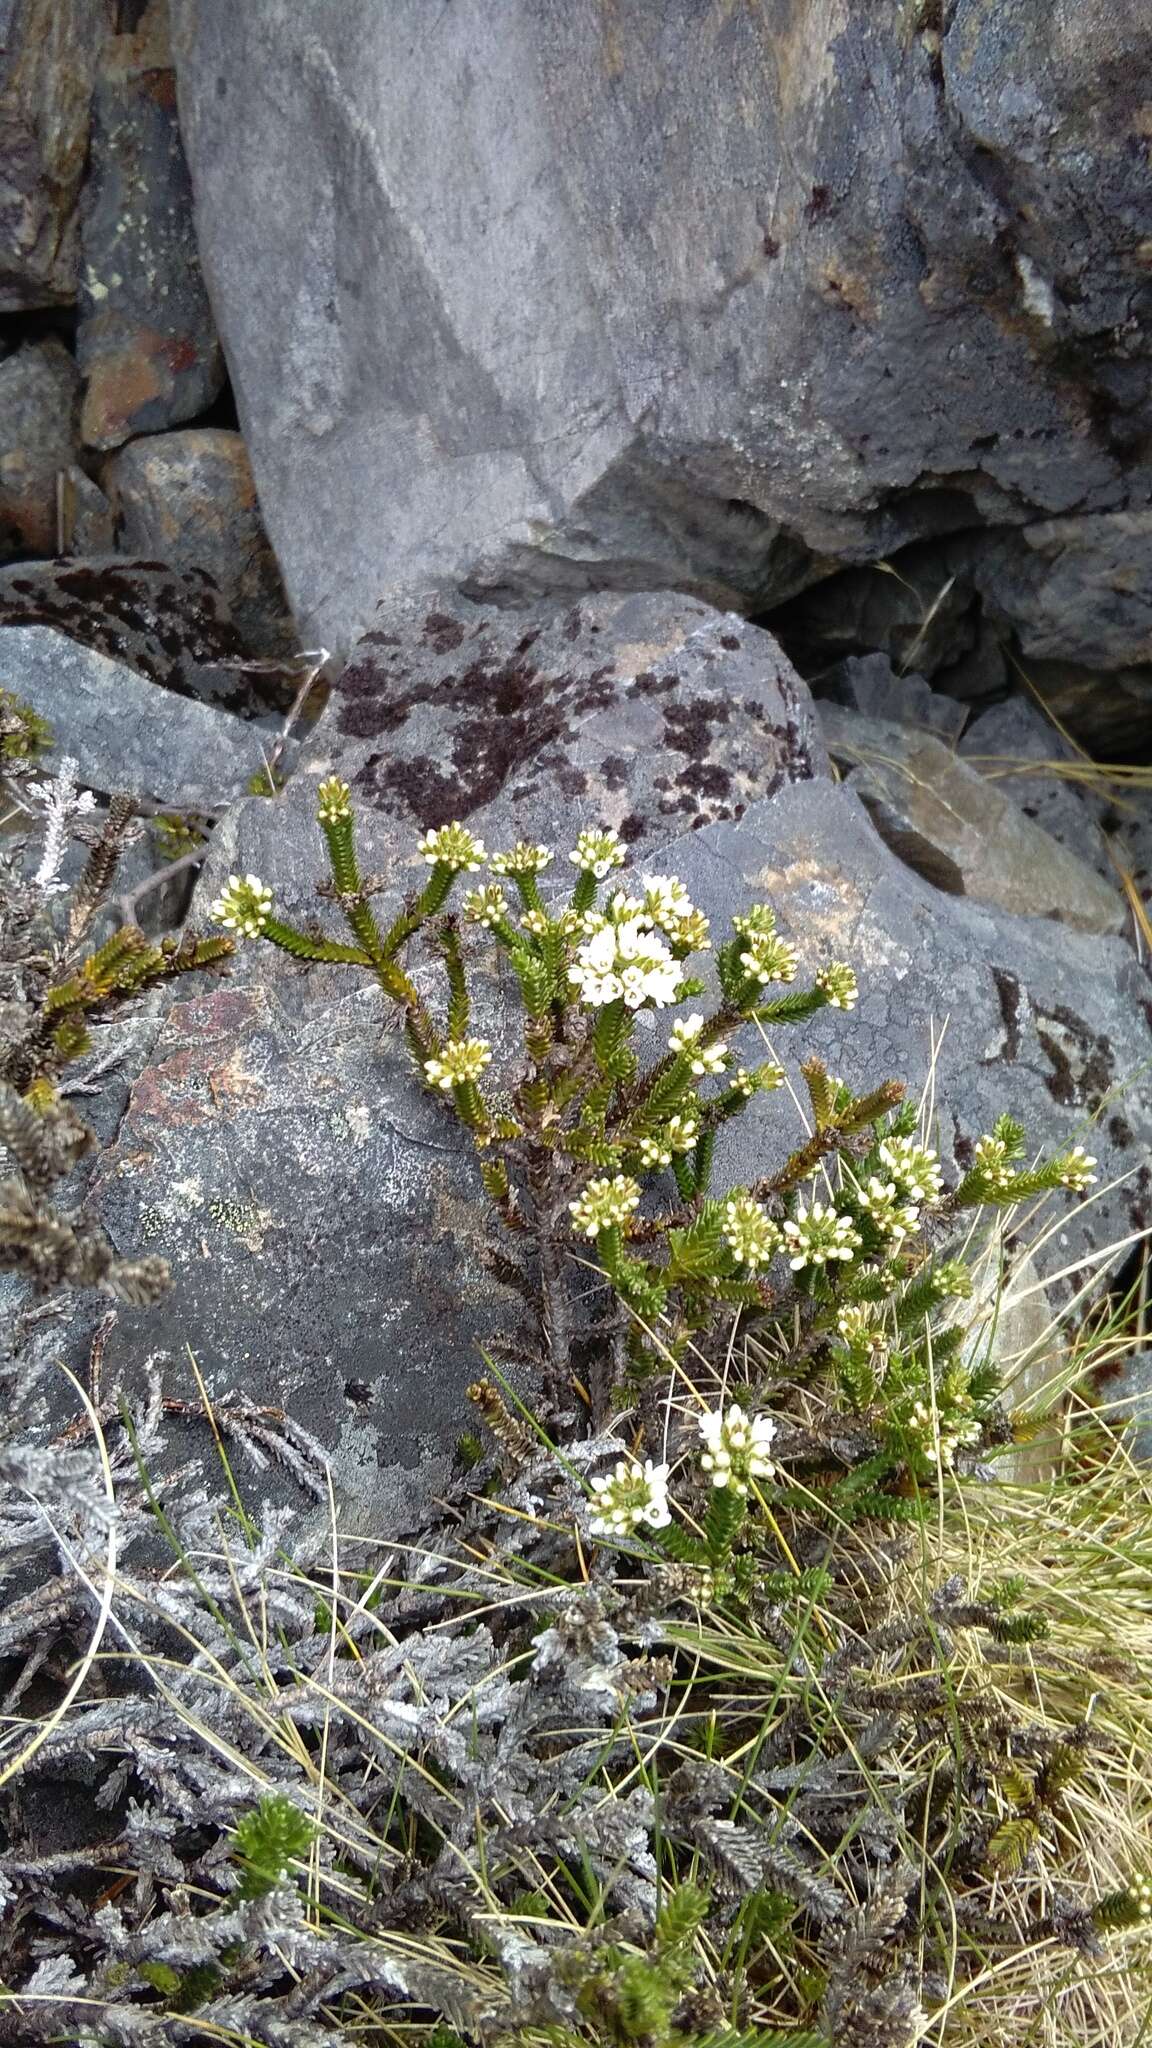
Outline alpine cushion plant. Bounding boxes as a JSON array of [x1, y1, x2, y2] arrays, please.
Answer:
[[212, 795, 1096, 1484]]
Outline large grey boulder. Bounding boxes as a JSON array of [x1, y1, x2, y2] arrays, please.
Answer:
[[170, 0, 1152, 658], [76, 593, 1151, 1527]]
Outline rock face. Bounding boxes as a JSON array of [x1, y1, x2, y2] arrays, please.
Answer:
[[0, 340, 81, 557], [74, 592, 1152, 1527], [196, 585, 827, 946], [0, 0, 112, 310], [169, 0, 1152, 659], [0, 623, 277, 806], [104, 429, 295, 655], [819, 704, 1126, 936], [0, 556, 291, 714], [77, 4, 223, 449]]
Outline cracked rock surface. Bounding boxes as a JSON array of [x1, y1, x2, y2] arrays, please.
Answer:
[[170, 0, 1152, 656]]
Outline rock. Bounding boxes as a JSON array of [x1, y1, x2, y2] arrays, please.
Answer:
[[104, 430, 296, 656], [194, 585, 828, 974], [0, 556, 295, 714], [0, 0, 112, 310], [0, 623, 275, 806], [58, 463, 116, 553], [997, 655, 1152, 762], [819, 703, 1126, 936], [169, 0, 1152, 655], [971, 514, 1152, 751], [77, 5, 223, 450], [0, 340, 81, 557], [820, 653, 967, 743], [961, 695, 1152, 906]]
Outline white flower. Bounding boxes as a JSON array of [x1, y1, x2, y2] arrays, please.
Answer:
[[490, 841, 553, 875], [837, 1304, 886, 1354], [569, 1174, 641, 1238], [665, 1113, 700, 1154], [423, 1038, 492, 1090], [642, 876, 710, 950], [637, 1132, 674, 1168], [568, 913, 683, 1010], [462, 883, 510, 928], [697, 1402, 777, 1495], [903, 1398, 980, 1471], [781, 1200, 862, 1270], [316, 775, 352, 822], [570, 827, 627, 879], [855, 1175, 921, 1247], [816, 962, 858, 1011], [668, 1016, 728, 1074], [1057, 1144, 1097, 1191], [973, 1134, 1014, 1190], [738, 930, 799, 986], [588, 1456, 672, 1536], [722, 1194, 780, 1271], [418, 822, 486, 871], [209, 873, 274, 939], [878, 1137, 944, 1205]]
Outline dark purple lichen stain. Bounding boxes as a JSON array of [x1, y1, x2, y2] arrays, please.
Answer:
[[334, 603, 819, 834], [0, 557, 278, 706]]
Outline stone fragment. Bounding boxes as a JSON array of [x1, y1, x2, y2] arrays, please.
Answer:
[[77, 6, 223, 449], [0, 622, 272, 806], [0, 339, 81, 557], [961, 694, 1152, 907], [0, 0, 112, 310], [820, 652, 967, 743], [104, 430, 295, 655], [193, 586, 828, 983], [169, 0, 1152, 654], [820, 704, 1125, 935], [0, 555, 293, 714], [58, 463, 116, 553]]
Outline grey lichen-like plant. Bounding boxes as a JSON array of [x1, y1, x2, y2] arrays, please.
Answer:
[[213, 791, 1096, 1466]]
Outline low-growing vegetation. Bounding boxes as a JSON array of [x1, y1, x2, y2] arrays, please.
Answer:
[[0, 752, 1148, 2047]]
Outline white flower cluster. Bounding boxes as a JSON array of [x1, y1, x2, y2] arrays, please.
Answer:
[[642, 874, 711, 951], [972, 1133, 1014, 1190], [855, 1175, 921, 1249], [462, 883, 510, 928], [568, 893, 686, 1010], [490, 840, 553, 876], [1057, 1144, 1097, 1191], [569, 1173, 641, 1238], [837, 1303, 887, 1356], [698, 1401, 776, 1494], [209, 873, 274, 939], [732, 905, 799, 986], [316, 775, 352, 823], [903, 1397, 981, 1471], [879, 1136, 944, 1205], [423, 1037, 492, 1090], [418, 823, 486, 871], [816, 962, 858, 1011], [588, 1456, 671, 1536], [570, 827, 627, 879], [722, 1193, 780, 1271], [781, 1200, 862, 1270], [668, 1014, 729, 1075]]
